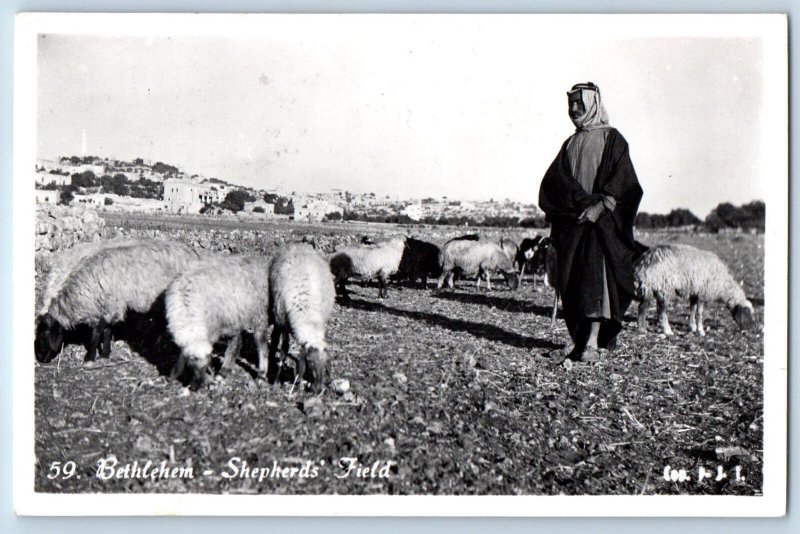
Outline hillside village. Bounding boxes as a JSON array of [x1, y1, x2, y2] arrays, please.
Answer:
[[34, 156, 543, 226]]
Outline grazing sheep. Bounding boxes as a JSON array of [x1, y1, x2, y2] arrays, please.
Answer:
[[165, 254, 271, 388], [436, 239, 520, 291], [35, 240, 200, 364], [634, 243, 754, 336], [396, 237, 442, 289], [268, 244, 336, 393], [515, 236, 550, 285], [329, 237, 405, 300], [38, 237, 151, 317]]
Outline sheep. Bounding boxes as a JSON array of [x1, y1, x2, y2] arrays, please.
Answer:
[[35, 240, 200, 364], [515, 236, 550, 285], [38, 237, 151, 317], [634, 243, 754, 336], [500, 237, 519, 269], [328, 237, 405, 300], [436, 239, 520, 291], [268, 244, 336, 393], [396, 237, 442, 289], [165, 254, 271, 388]]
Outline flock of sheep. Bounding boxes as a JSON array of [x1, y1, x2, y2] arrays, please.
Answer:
[[34, 229, 755, 394]]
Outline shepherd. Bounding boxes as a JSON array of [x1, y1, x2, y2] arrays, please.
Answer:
[[538, 82, 643, 362]]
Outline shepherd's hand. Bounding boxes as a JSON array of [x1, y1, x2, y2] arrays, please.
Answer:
[[578, 202, 605, 224]]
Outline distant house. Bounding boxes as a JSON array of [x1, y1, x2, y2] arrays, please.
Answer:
[[244, 199, 275, 217], [163, 178, 221, 214], [294, 199, 342, 222], [401, 202, 423, 221], [35, 170, 70, 187], [34, 189, 58, 205]]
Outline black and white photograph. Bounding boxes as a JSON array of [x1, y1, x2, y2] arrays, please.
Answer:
[[12, 13, 787, 516]]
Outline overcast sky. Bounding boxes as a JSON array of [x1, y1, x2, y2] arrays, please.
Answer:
[[36, 15, 782, 217]]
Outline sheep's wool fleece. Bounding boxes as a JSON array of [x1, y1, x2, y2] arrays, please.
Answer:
[[47, 240, 199, 329], [269, 244, 334, 352], [538, 127, 643, 349], [634, 244, 749, 307], [441, 240, 514, 275], [166, 255, 271, 350], [335, 237, 405, 277]]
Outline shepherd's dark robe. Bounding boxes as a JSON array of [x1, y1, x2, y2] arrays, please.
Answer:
[[538, 128, 643, 349]]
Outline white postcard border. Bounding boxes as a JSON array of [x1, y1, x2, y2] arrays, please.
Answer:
[[12, 12, 788, 517]]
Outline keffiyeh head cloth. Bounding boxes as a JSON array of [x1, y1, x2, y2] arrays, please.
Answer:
[[567, 82, 610, 131]]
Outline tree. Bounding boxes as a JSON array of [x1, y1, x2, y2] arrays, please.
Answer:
[[252, 206, 265, 213], [665, 208, 701, 227], [323, 211, 342, 221], [220, 190, 257, 212], [70, 170, 97, 188], [104, 197, 114, 206], [59, 187, 74, 205]]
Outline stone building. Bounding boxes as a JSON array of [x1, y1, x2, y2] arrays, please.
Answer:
[[163, 178, 221, 214]]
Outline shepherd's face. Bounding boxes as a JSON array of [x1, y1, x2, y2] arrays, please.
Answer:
[[568, 92, 585, 121]]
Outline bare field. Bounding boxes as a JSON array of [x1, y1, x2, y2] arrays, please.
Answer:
[[34, 215, 764, 495]]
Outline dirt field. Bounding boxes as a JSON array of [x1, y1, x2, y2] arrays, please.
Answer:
[[33, 215, 764, 495]]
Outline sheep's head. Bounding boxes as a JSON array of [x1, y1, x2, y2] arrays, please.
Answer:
[[732, 301, 755, 330], [503, 270, 521, 291], [35, 313, 64, 363], [304, 347, 330, 394]]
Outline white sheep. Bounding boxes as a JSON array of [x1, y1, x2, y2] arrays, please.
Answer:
[[634, 243, 754, 336], [268, 243, 335, 393], [38, 237, 150, 317], [436, 239, 520, 291], [165, 254, 272, 388], [328, 236, 405, 299], [35, 239, 200, 364]]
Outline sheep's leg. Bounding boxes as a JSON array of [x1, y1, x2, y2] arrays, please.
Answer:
[[638, 297, 651, 332], [293, 336, 306, 384], [251, 327, 271, 381], [266, 327, 283, 383], [170, 354, 186, 381], [378, 272, 389, 298], [550, 291, 559, 327], [519, 263, 526, 286], [218, 332, 241, 379], [689, 296, 698, 334], [85, 323, 103, 362], [475, 269, 483, 289], [486, 271, 492, 291], [99, 324, 112, 358], [656, 296, 674, 336], [697, 301, 706, 337], [336, 278, 350, 301], [447, 272, 455, 289], [436, 272, 446, 290]]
